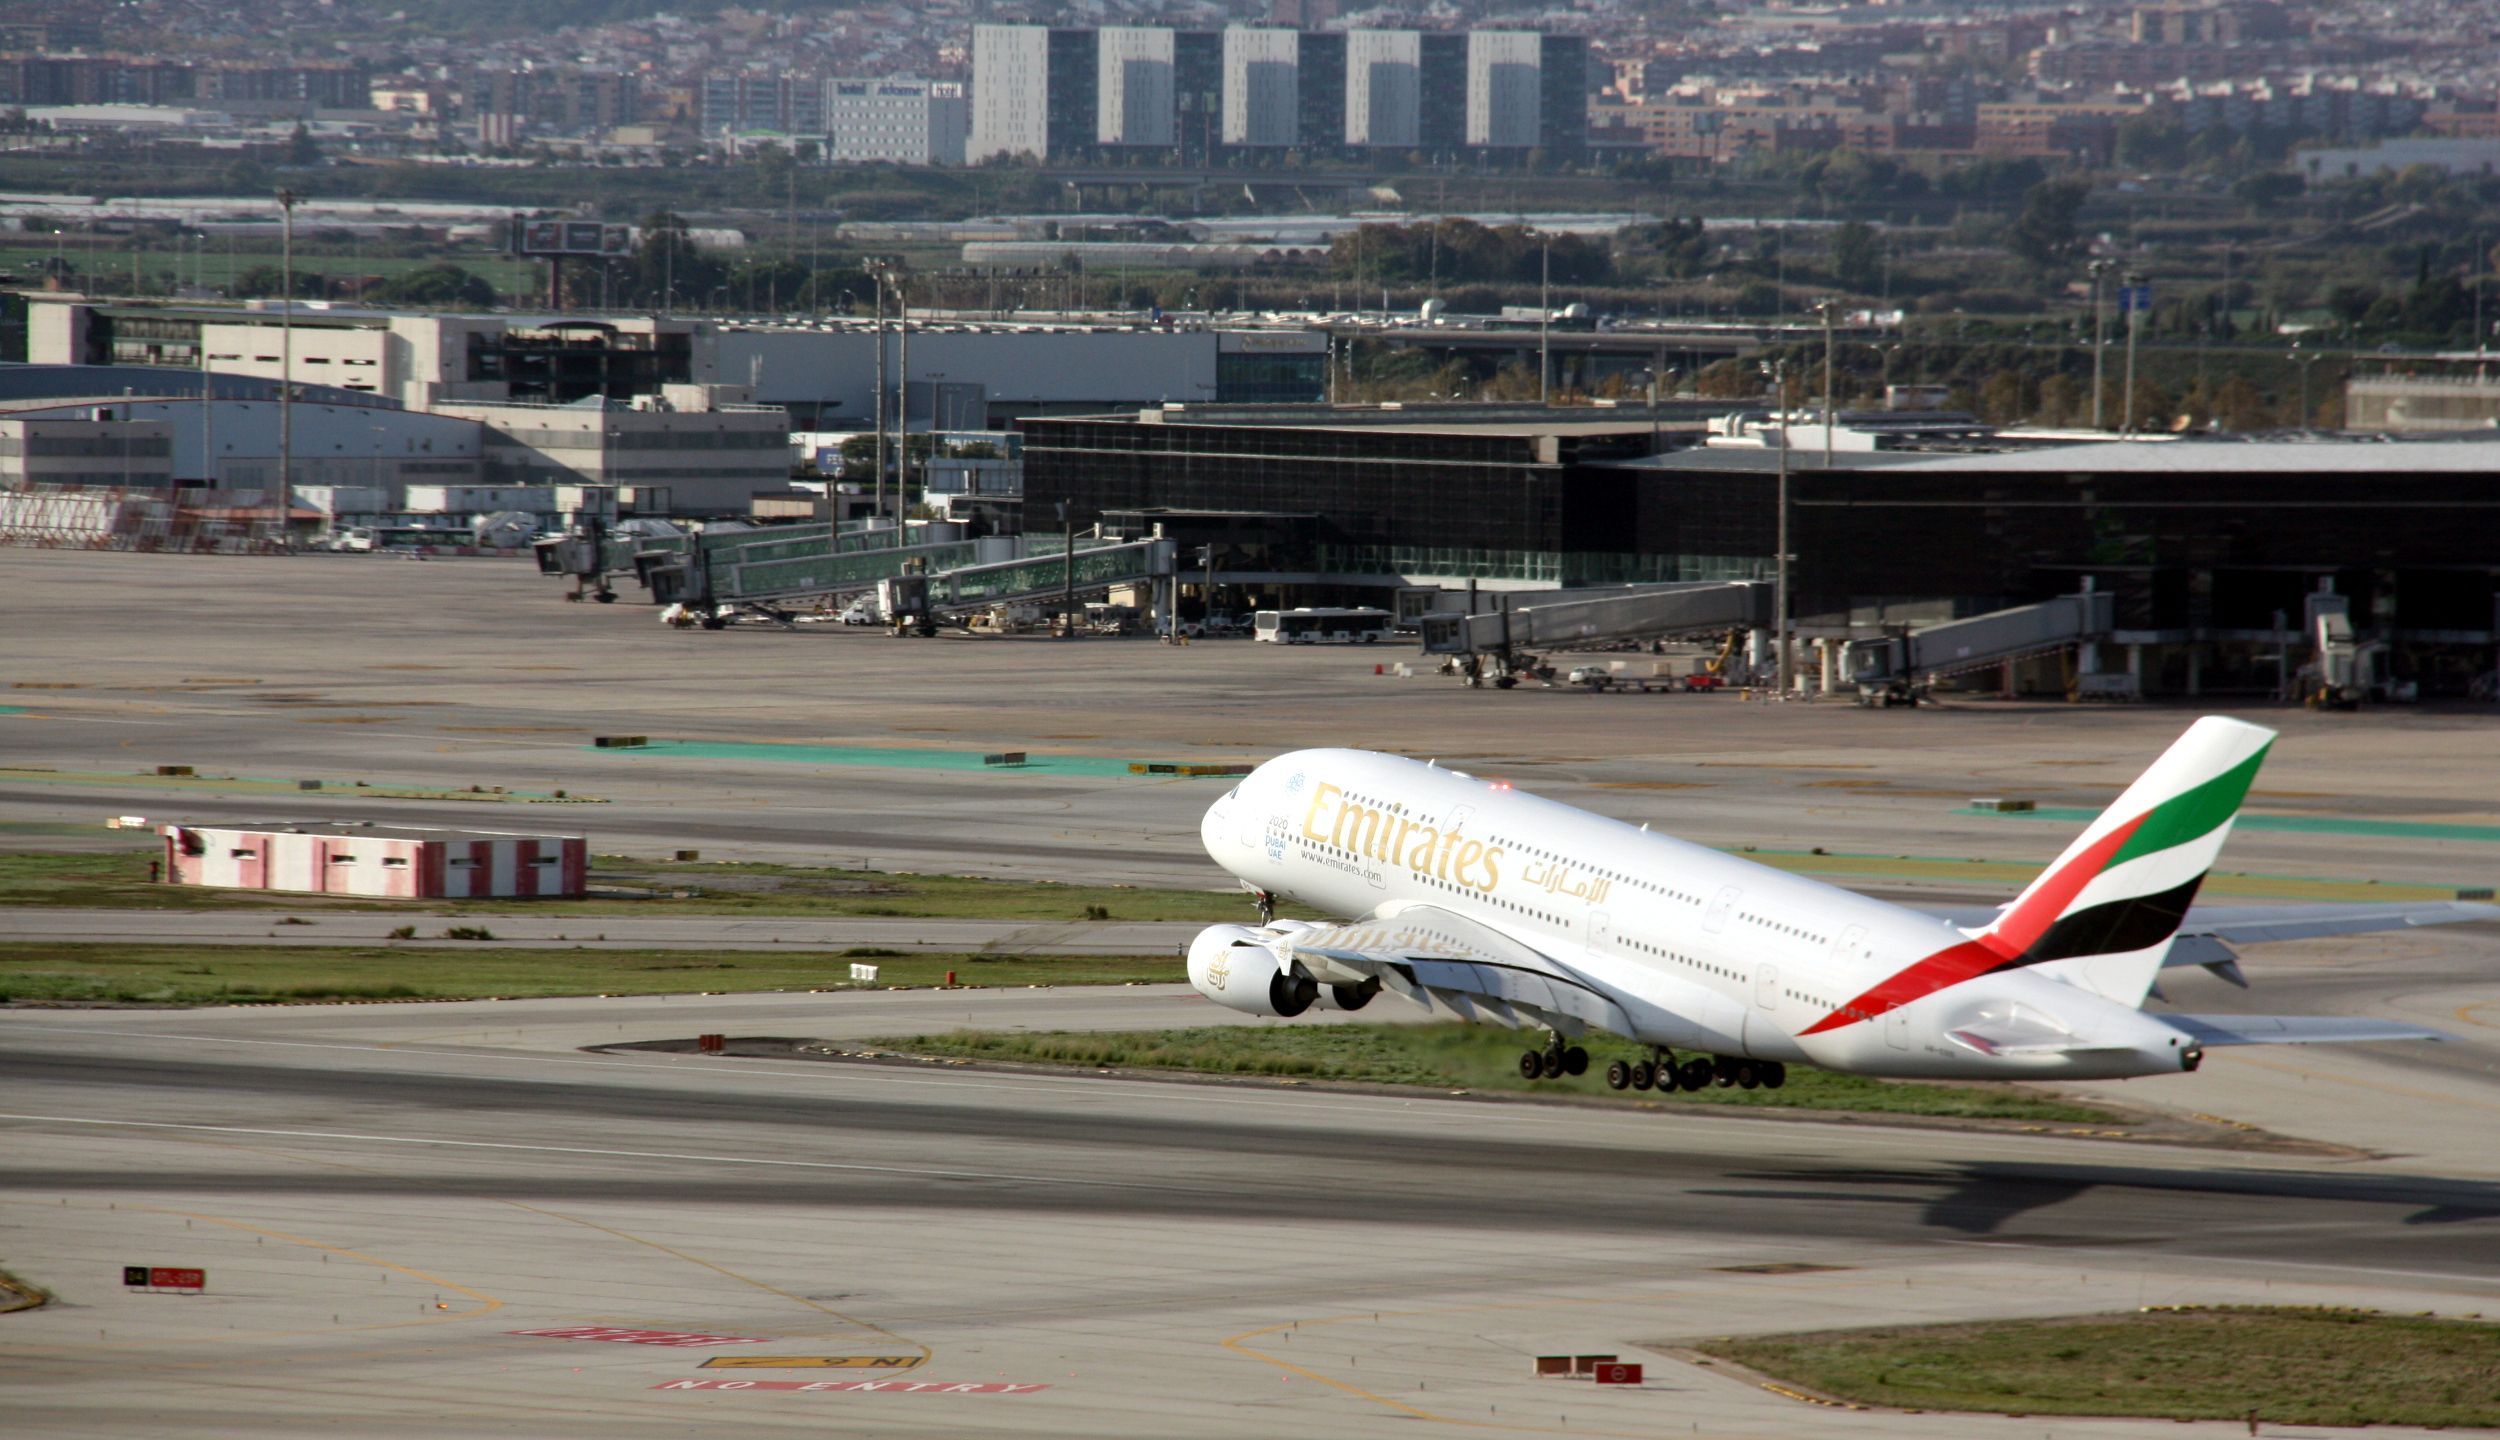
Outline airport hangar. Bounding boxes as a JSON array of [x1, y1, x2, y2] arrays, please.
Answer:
[[1020, 406, 2500, 698]]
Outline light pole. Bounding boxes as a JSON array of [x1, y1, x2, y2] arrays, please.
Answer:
[[1767, 357, 1791, 698], [865, 258, 891, 531], [2121, 270, 2145, 436], [277, 188, 298, 510], [1817, 297, 1838, 469], [2088, 258, 2112, 430], [1538, 235, 1551, 406], [2290, 345, 2317, 428]]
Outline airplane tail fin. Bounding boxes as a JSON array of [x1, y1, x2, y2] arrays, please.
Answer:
[[1973, 716, 2274, 1008]]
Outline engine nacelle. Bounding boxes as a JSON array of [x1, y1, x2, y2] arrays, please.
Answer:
[[1187, 924, 1317, 1017], [1314, 977, 1381, 1012]]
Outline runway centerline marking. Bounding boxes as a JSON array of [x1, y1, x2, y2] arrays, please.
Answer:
[[0, 1113, 1202, 1192]]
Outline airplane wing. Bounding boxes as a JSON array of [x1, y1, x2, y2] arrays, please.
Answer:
[[1281, 903, 1633, 1039], [2158, 1014, 2453, 1047]]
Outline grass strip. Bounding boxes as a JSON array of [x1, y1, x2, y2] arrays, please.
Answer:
[[1701, 1307, 2500, 1427], [868, 1023, 2119, 1123], [0, 944, 1177, 1006], [0, 848, 1285, 922]]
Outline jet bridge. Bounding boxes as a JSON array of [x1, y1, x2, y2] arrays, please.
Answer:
[[1419, 582, 1772, 659], [1850, 591, 2115, 702]]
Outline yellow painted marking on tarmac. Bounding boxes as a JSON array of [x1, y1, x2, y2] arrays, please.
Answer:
[[2221, 1051, 2500, 1116], [135, 1203, 503, 1324], [2452, 1000, 2500, 1031], [495, 1200, 932, 1365]]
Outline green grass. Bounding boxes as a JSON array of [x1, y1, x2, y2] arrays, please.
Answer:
[[0, 848, 1291, 923], [868, 1023, 2120, 1122], [0, 944, 1176, 1006], [1703, 1307, 2500, 1427]]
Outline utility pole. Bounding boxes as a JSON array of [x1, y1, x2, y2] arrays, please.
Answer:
[[2088, 258, 2112, 429], [1539, 236, 1551, 405], [1770, 357, 1791, 699], [1649, 340, 1664, 454], [868, 259, 887, 530], [1819, 298, 1837, 469], [895, 271, 910, 529], [2121, 271, 2145, 436], [277, 187, 297, 511], [1058, 501, 1075, 640]]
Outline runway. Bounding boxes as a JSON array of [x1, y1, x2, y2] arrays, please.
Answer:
[[0, 906, 1200, 953], [7, 550, 2500, 1436], [6, 985, 2500, 1438]]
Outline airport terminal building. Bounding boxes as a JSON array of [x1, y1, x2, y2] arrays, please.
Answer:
[[1023, 406, 2500, 695]]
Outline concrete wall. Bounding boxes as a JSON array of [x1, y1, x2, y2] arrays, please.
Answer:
[[707, 328, 1239, 420]]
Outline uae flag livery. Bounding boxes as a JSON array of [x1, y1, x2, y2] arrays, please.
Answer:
[[1804, 717, 2274, 1034]]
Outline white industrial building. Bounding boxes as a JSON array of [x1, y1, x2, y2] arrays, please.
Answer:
[[705, 326, 1327, 428], [28, 297, 700, 412], [0, 411, 175, 490], [0, 396, 479, 492], [433, 387, 795, 515], [825, 78, 967, 165]]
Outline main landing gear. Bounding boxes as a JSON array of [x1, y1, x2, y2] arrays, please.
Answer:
[[1518, 1038, 1589, 1081], [1598, 1051, 1787, 1093]]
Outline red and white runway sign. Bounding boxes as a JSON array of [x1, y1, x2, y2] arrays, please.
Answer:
[[512, 1327, 771, 1348], [654, 1379, 1050, 1394]]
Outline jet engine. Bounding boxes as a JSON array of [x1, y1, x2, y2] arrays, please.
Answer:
[[1314, 977, 1381, 1012], [1187, 924, 1317, 1017]]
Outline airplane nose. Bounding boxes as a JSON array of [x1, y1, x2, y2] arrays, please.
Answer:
[[1200, 798, 1229, 860]]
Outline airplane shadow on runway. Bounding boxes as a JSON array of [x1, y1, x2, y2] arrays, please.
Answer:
[[1691, 1164, 2500, 1238]]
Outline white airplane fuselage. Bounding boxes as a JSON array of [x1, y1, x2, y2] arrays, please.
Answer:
[[1199, 748, 2204, 1081]]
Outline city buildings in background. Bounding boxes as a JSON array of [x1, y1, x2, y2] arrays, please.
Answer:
[[970, 24, 1588, 164]]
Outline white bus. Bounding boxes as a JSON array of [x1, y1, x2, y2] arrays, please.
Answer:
[[1252, 607, 1395, 644]]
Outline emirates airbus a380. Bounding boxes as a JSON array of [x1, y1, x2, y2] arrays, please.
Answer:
[[1187, 718, 2486, 1091]]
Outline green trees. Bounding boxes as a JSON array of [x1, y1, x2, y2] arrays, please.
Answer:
[[1326, 219, 1613, 286], [2007, 179, 2091, 271], [1830, 219, 1881, 294], [367, 264, 496, 308]]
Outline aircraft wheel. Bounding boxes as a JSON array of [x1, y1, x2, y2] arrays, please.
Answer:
[[1712, 1057, 1738, 1088], [1734, 1061, 1760, 1090], [1628, 1060, 1655, 1092], [1563, 1046, 1589, 1076], [1651, 1061, 1680, 1093], [1518, 1050, 1544, 1081], [1605, 1060, 1631, 1091], [1679, 1058, 1713, 1091], [1761, 1062, 1787, 1090], [1540, 1050, 1570, 1080]]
